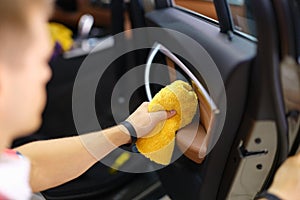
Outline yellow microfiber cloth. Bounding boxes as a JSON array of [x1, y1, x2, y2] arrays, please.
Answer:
[[136, 80, 198, 165], [49, 22, 73, 52]]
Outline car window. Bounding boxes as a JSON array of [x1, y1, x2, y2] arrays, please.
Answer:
[[173, 0, 218, 21], [227, 0, 257, 38]]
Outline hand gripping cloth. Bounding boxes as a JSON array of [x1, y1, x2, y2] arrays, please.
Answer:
[[136, 80, 198, 165]]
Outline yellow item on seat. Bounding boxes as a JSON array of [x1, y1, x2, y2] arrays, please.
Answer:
[[136, 80, 198, 165], [49, 22, 73, 52]]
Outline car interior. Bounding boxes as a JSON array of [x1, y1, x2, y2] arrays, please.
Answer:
[[13, 0, 300, 199]]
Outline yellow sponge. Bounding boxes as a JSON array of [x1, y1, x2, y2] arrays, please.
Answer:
[[136, 80, 198, 165]]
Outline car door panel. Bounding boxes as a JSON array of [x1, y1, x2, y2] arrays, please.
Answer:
[[141, 5, 256, 199]]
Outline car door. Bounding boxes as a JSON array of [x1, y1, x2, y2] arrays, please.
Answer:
[[127, 0, 300, 199]]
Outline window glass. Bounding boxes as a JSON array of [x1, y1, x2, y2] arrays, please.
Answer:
[[173, 0, 256, 37], [228, 0, 257, 37], [174, 0, 218, 21]]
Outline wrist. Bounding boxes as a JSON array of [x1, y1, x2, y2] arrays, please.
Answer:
[[119, 121, 138, 144], [118, 125, 132, 143], [103, 126, 131, 147]]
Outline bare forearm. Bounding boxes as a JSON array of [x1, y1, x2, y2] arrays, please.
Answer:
[[15, 125, 130, 192]]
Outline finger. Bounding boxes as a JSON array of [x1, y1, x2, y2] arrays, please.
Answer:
[[138, 102, 149, 112], [166, 110, 176, 118], [150, 110, 176, 122], [141, 102, 149, 107], [150, 110, 168, 122]]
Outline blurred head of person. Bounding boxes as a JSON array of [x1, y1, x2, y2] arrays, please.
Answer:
[[0, 0, 54, 146]]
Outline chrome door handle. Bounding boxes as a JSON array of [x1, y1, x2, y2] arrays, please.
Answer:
[[144, 42, 219, 114]]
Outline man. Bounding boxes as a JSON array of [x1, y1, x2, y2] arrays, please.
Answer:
[[0, 0, 175, 199]]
